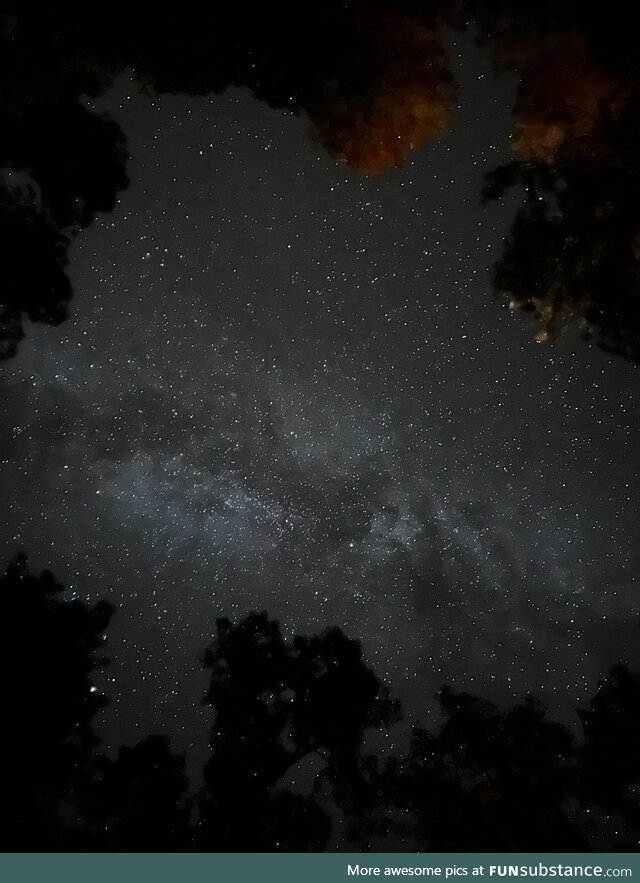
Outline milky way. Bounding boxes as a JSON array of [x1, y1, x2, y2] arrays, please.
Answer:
[[1, 40, 639, 758]]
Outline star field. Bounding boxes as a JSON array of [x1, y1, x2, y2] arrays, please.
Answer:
[[1, 39, 639, 761]]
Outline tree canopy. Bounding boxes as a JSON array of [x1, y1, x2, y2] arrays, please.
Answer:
[[2, 1, 640, 362], [1, 553, 639, 851]]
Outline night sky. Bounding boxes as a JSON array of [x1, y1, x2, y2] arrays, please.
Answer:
[[1, 34, 639, 767]]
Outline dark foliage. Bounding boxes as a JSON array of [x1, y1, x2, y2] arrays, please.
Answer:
[[0, 3, 129, 357], [577, 664, 640, 839], [0, 553, 114, 848], [0, 554, 639, 851], [196, 612, 400, 850], [0, 189, 71, 359], [483, 90, 640, 361], [2, 0, 640, 361], [78, 736, 191, 851], [393, 688, 583, 850]]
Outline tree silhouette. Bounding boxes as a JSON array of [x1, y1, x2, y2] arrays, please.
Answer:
[[483, 88, 640, 361], [576, 663, 640, 845], [461, 0, 640, 361], [391, 687, 584, 851], [4, 0, 640, 361], [78, 735, 191, 851], [0, 0, 128, 358], [195, 611, 401, 850], [0, 188, 72, 359], [1, 553, 639, 851], [0, 553, 114, 849]]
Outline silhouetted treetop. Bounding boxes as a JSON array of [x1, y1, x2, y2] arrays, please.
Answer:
[[0, 553, 114, 848], [0, 554, 639, 851], [577, 663, 640, 823], [202, 612, 400, 756], [0, 552, 114, 745], [371, 685, 581, 851], [0, 187, 72, 359], [3, 0, 640, 361], [483, 88, 640, 360], [197, 611, 400, 850], [80, 735, 191, 851], [1, 10, 129, 358]]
